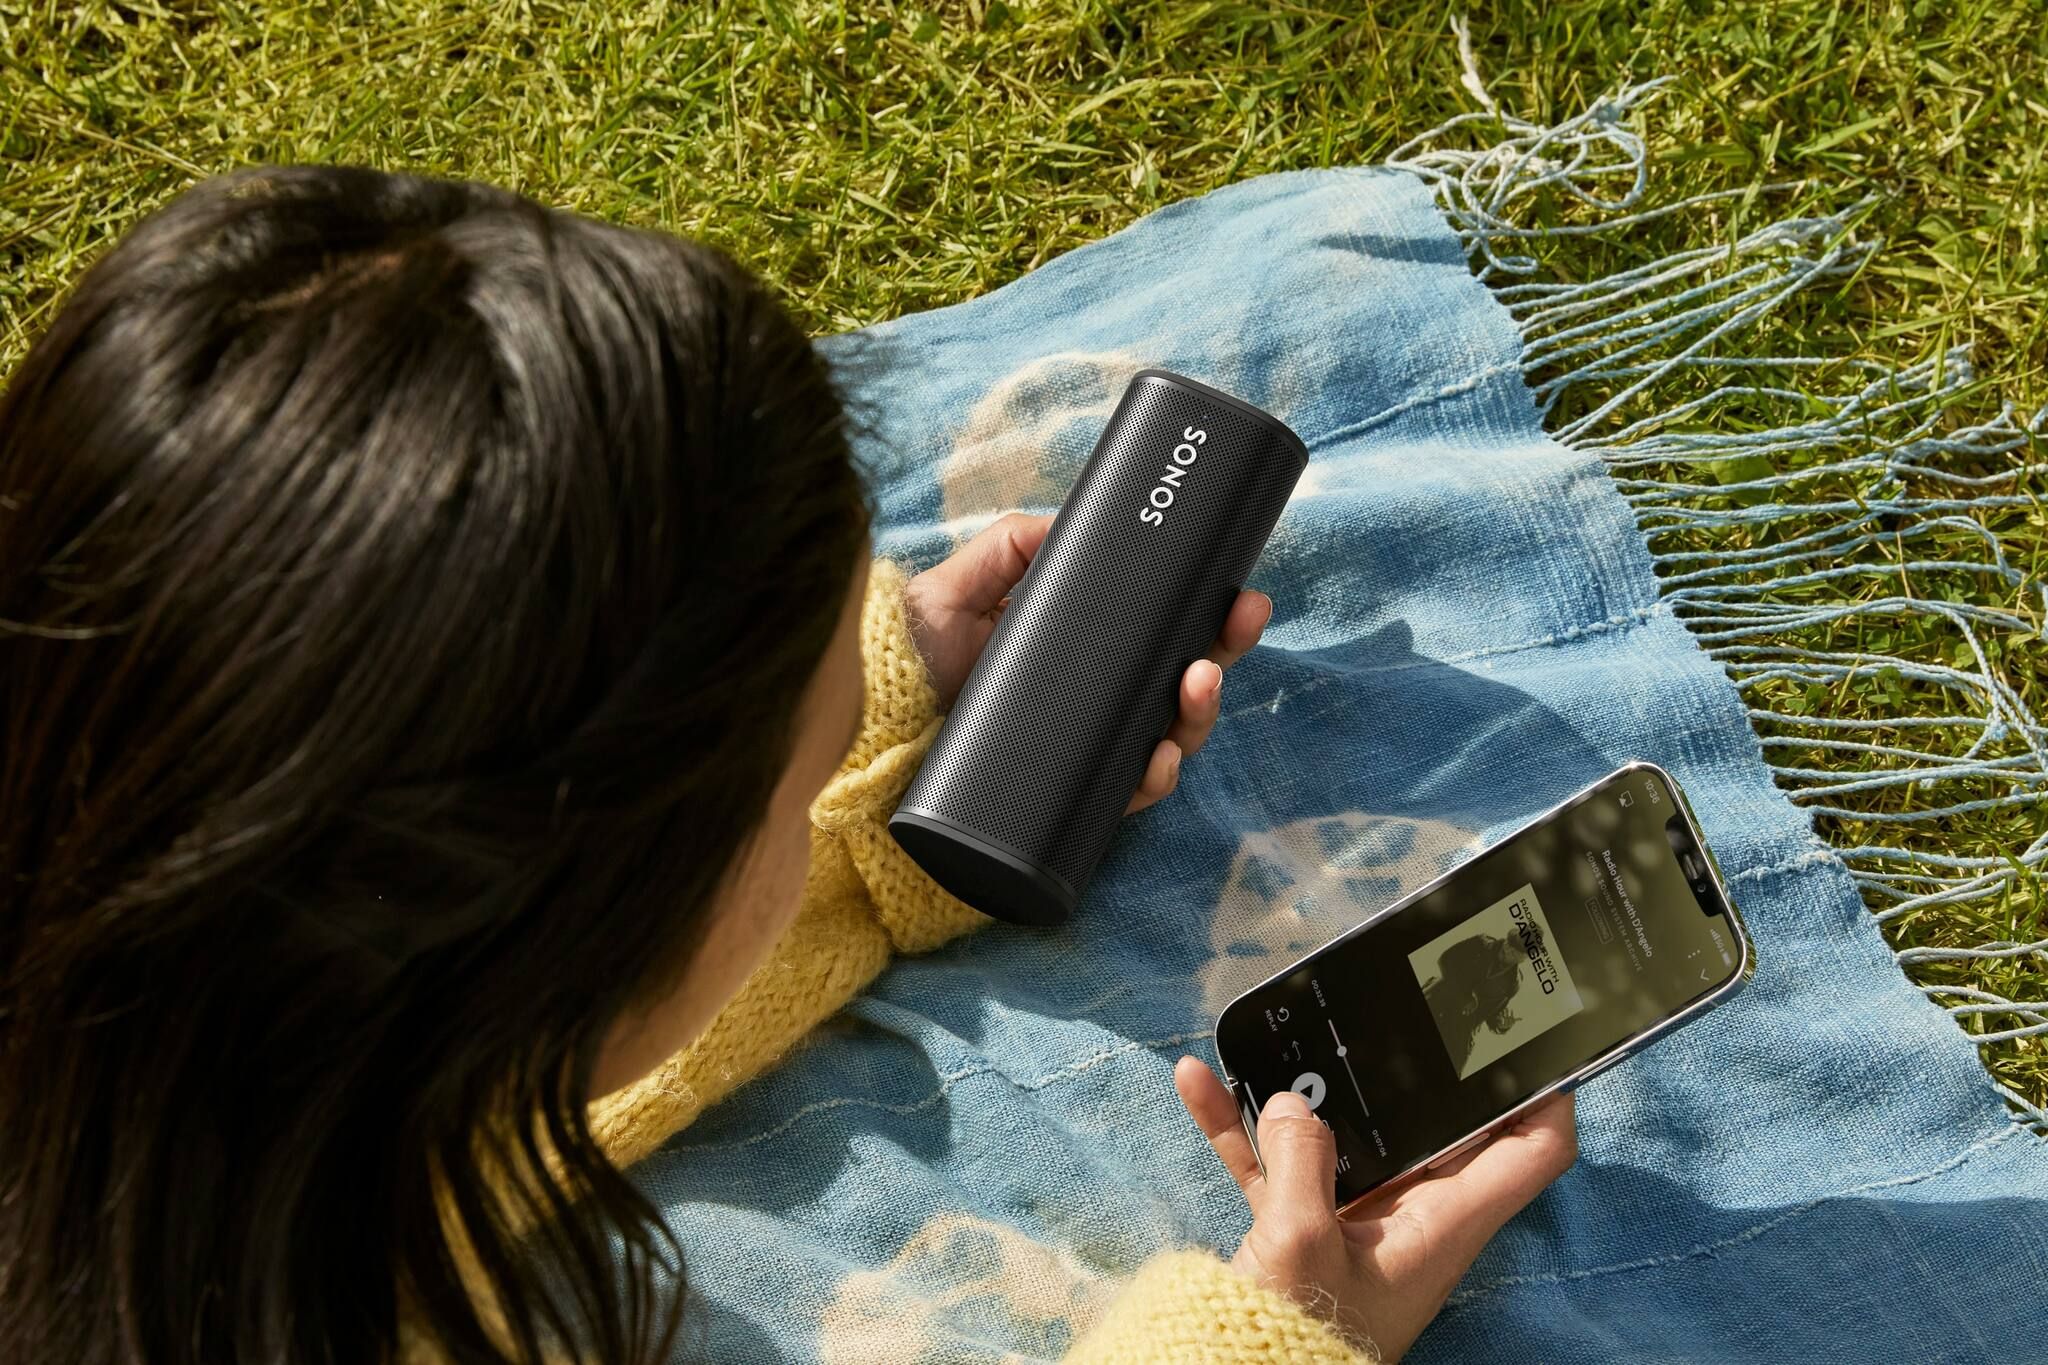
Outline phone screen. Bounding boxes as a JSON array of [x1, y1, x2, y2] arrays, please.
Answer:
[[1216, 765, 1746, 1206]]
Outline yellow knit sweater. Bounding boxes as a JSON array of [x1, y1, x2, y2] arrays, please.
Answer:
[[588, 559, 1372, 1364]]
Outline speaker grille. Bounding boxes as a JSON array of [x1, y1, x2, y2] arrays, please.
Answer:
[[897, 372, 1306, 914]]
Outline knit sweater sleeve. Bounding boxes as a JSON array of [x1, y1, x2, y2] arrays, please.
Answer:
[[1065, 1252, 1376, 1364], [587, 559, 1371, 1365]]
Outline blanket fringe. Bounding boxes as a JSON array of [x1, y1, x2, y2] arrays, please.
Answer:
[[1390, 53, 2048, 1133]]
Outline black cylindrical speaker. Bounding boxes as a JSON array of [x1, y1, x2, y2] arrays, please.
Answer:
[[889, 369, 1308, 925]]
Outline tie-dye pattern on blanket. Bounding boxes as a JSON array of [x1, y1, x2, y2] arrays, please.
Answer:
[[633, 89, 2048, 1363]]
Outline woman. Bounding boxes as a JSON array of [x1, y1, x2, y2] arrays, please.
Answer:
[[0, 167, 1575, 1365]]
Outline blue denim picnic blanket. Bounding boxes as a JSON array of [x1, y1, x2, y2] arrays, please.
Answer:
[[633, 167, 2048, 1363]]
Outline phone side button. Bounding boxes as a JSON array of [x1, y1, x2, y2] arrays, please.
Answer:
[[1228, 1082, 1267, 1179], [1563, 1047, 1632, 1095], [1424, 1131, 1488, 1171]]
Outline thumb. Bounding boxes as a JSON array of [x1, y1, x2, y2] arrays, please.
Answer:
[[925, 512, 1051, 614], [1254, 1091, 1338, 1226]]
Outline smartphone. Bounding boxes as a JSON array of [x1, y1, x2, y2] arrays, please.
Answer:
[[1214, 761, 1754, 1213]]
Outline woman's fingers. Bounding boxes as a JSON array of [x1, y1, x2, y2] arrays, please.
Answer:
[[1206, 590, 1273, 670], [1252, 1089, 1338, 1232], [1174, 589, 1270, 757], [1175, 1057, 1265, 1206], [1125, 739, 1183, 814], [1175, 1057, 1339, 1231], [1162, 658, 1224, 762], [1126, 587, 1271, 813], [924, 512, 1053, 615], [1155, 589, 1269, 776], [1377, 1092, 1578, 1263], [1446, 1091, 1578, 1204], [904, 513, 1056, 706]]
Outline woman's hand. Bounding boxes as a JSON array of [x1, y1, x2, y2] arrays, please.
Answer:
[[1174, 1057, 1578, 1362], [903, 512, 1272, 814]]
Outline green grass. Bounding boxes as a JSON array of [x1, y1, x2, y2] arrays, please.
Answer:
[[3, 1, 2044, 1110]]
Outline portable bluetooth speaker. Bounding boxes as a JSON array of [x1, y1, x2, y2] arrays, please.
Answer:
[[889, 369, 1308, 926]]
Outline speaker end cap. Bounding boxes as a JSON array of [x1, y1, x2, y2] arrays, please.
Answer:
[[887, 808, 1079, 927]]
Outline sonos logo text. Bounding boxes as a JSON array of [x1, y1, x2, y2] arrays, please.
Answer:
[[1138, 424, 1208, 526]]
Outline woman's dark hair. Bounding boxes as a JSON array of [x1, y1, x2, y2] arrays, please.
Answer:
[[0, 166, 870, 1364]]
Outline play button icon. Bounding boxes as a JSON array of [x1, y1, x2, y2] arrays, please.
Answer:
[[1291, 1071, 1327, 1111]]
